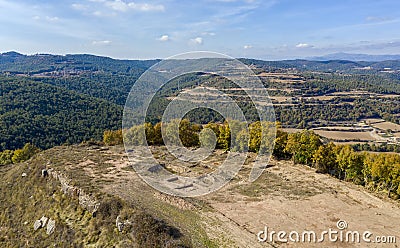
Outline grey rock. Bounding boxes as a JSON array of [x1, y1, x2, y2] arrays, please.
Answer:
[[40, 216, 48, 228], [33, 220, 42, 231], [148, 165, 162, 173], [117, 222, 124, 232], [116, 216, 124, 232], [46, 219, 55, 235], [116, 215, 133, 232]]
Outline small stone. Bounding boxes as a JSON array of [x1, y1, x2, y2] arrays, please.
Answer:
[[40, 216, 48, 228], [117, 222, 124, 232], [23, 221, 28, 225], [33, 220, 42, 231], [41, 169, 48, 177], [46, 219, 55, 235], [21, 173, 27, 177], [116, 216, 124, 232]]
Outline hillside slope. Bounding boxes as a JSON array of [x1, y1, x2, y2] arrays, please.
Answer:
[[0, 77, 123, 150], [1, 144, 399, 247]]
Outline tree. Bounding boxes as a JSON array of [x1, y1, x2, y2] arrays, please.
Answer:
[[11, 143, 40, 163], [335, 145, 364, 184], [179, 119, 200, 147], [273, 129, 290, 159], [152, 122, 164, 145], [218, 122, 231, 150], [249, 121, 262, 152], [312, 143, 337, 174], [103, 129, 123, 145], [363, 153, 400, 198], [124, 124, 146, 146], [0, 150, 14, 165], [199, 128, 217, 150], [163, 119, 200, 147], [284, 130, 322, 165], [144, 123, 156, 145], [235, 129, 249, 152]]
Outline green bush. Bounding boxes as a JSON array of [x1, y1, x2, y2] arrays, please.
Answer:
[[11, 143, 40, 163]]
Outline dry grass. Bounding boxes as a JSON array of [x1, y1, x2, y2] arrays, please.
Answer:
[[4, 144, 400, 247]]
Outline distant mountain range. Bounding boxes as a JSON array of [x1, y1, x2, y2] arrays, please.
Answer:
[[308, 52, 400, 62], [2, 51, 400, 75]]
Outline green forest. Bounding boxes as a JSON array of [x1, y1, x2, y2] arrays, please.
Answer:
[[0, 76, 122, 150]]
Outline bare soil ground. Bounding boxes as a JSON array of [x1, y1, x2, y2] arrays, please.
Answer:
[[203, 159, 400, 247], [47, 145, 400, 247]]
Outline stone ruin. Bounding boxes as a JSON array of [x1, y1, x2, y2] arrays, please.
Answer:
[[46, 168, 100, 214]]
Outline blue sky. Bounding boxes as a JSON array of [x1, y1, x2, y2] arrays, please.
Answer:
[[0, 0, 399, 59]]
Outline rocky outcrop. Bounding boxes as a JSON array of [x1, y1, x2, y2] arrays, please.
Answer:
[[46, 168, 100, 214]]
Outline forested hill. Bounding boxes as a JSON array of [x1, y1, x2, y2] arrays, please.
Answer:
[[2, 51, 400, 74], [0, 52, 159, 150], [240, 58, 400, 72], [0, 51, 158, 75], [0, 77, 123, 150]]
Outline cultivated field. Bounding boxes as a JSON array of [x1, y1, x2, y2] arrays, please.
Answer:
[[312, 130, 376, 141], [371, 121, 400, 132]]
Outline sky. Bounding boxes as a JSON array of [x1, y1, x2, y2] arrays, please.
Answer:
[[0, 0, 399, 60]]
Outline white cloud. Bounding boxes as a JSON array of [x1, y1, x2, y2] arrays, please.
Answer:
[[92, 10, 116, 17], [244, 45, 252, 49], [158, 35, 169, 41], [92, 40, 112, 45], [202, 31, 216, 36], [92, 10, 103, 16], [296, 43, 313, 48], [71, 3, 87, 10], [45, 16, 59, 22], [104, 0, 165, 12], [32, 15, 59, 22], [190, 37, 203, 45], [366, 16, 392, 22]]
